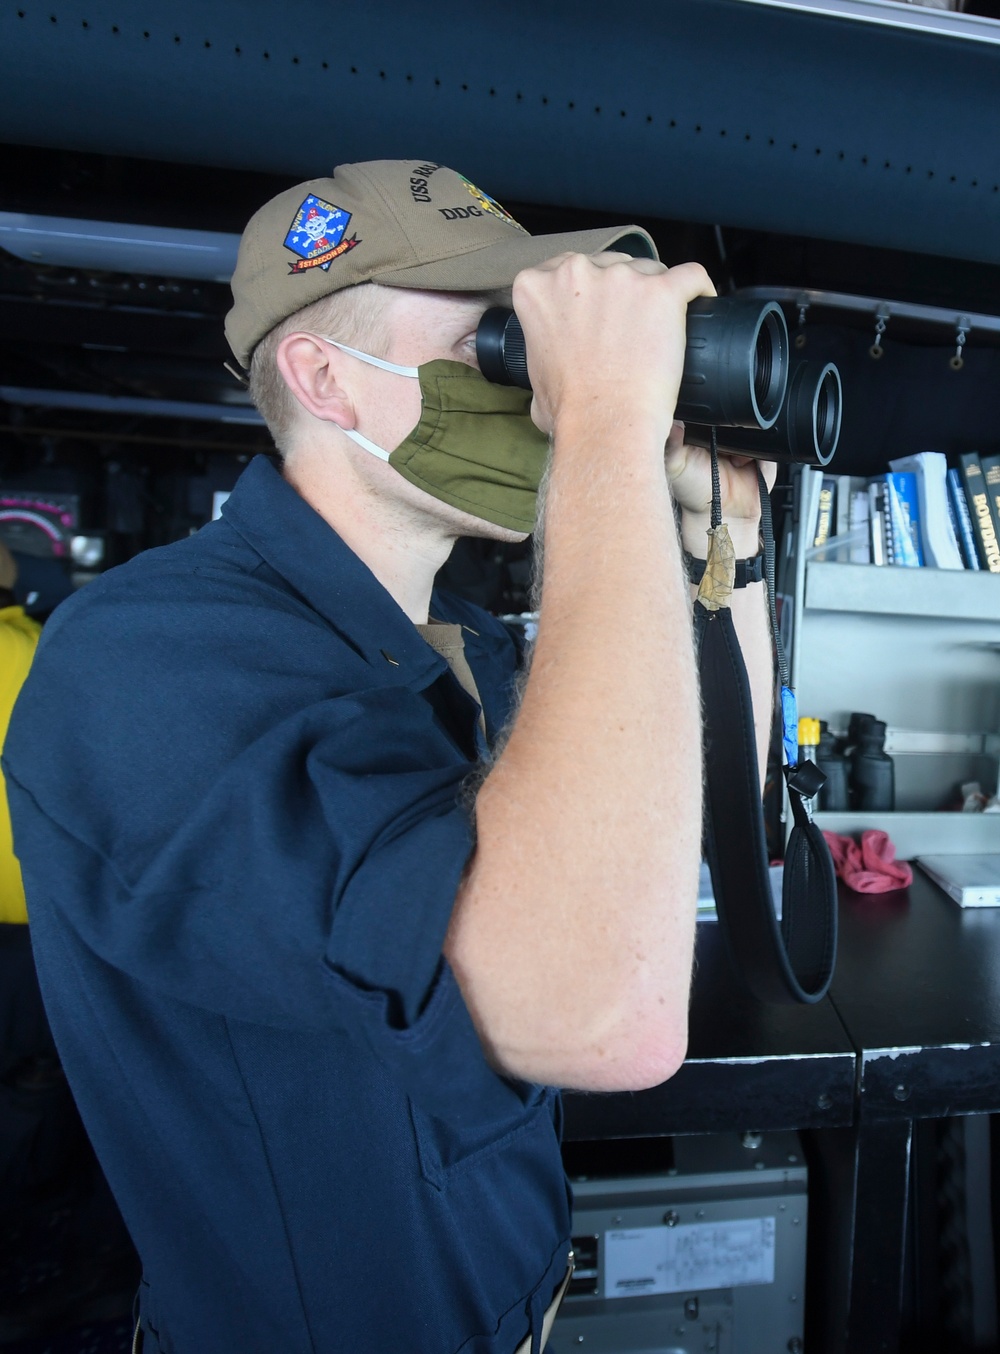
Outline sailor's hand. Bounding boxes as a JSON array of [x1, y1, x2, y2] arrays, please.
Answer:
[[513, 253, 715, 454], [665, 422, 777, 555]]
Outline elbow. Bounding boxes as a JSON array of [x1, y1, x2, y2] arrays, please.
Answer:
[[623, 1027, 689, 1091], [566, 998, 690, 1093], [478, 994, 690, 1094]]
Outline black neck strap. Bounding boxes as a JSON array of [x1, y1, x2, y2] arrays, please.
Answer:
[[693, 454, 837, 1005]]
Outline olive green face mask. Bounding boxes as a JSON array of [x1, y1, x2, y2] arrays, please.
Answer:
[[324, 340, 550, 533]]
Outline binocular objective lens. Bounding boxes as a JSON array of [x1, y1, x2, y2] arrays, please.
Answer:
[[814, 366, 842, 462], [753, 337, 773, 414], [751, 309, 786, 427]]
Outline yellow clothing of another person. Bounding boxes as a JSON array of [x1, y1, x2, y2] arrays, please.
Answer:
[[0, 603, 41, 922]]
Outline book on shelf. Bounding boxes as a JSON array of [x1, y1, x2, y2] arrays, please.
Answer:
[[799, 465, 823, 555], [958, 451, 1000, 573], [916, 854, 1000, 908], [888, 452, 964, 570], [946, 467, 982, 570], [883, 472, 922, 567], [980, 453, 1000, 547], [944, 472, 966, 568], [796, 462, 1000, 573], [833, 473, 853, 544], [830, 474, 870, 563], [871, 479, 887, 563], [776, 465, 815, 659], [812, 474, 836, 551], [775, 498, 797, 603], [846, 479, 871, 564]]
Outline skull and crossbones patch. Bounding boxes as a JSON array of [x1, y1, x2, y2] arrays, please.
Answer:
[[284, 195, 361, 273]]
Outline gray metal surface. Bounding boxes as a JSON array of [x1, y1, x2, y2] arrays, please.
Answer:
[[0, 212, 240, 280], [789, 467, 1000, 846], [740, 285, 1000, 340], [737, 0, 1000, 43], [2, 0, 1000, 265], [551, 1132, 808, 1354]]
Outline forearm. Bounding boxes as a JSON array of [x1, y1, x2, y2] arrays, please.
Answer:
[[447, 412, 702, 1092]]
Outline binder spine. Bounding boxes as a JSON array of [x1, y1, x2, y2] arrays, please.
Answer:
[[958, 452, 1000, 573], [947, 467, 981, 570]]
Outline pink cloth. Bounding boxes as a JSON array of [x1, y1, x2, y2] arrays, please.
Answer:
[[822, 829, 913, 894]]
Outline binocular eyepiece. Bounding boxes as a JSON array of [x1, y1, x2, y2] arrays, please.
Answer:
[[475, 298, 842, 467]]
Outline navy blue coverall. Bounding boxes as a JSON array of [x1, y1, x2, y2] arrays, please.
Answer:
[[4, 455, 571, 1354]]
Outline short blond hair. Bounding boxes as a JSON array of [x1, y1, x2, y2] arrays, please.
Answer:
[[248, 282, 394, 456]]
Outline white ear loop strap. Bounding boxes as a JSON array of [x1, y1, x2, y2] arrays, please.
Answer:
[[314, 336, 420, 463], [340, 427, 392, 462], [319, 337, 419, 379]]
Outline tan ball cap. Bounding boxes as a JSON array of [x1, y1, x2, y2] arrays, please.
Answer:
[[225, 159, 657, 367]]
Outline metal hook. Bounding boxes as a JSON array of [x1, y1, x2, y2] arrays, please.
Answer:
[[950, 316, 970, 371], [869, 305, 890, 360]]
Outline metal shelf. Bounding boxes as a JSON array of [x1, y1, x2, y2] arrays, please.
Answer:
[[736, 0, 1000, 47], [803, 560, 1000, 622], [815, 810, 1000, 858], [738, 285, 1000, 339]]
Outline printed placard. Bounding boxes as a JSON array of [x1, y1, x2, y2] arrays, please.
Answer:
[[604, 1217, 776, 1299]]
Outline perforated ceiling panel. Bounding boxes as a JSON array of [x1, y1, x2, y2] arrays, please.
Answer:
[[1, 0, 999, 264]]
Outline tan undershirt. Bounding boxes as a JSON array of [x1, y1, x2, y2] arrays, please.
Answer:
[[416, 621, 487, 739]]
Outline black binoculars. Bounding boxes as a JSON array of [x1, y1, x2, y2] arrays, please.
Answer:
[[476, 298, 841, 467]]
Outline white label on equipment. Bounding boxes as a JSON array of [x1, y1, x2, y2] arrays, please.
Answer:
[[604, 1217, 776, 1298]]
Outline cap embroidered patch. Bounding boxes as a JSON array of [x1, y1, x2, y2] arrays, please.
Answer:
[[459, 177, 526, 233], [284, 195, 361, 273]]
